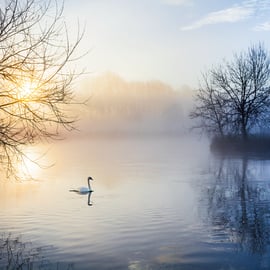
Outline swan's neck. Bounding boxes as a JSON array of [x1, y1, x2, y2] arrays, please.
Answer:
[[88, 179, 91, 189]]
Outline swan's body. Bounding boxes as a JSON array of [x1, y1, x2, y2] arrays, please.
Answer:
[[70, 176, 94, 194], [78, 186, 92, 194]]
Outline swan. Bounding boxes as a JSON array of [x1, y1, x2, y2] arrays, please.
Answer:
[[70, 176, 94, 194]]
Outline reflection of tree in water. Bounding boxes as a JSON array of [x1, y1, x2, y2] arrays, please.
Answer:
[[0, 234, 74, 270], [204, 157, 270, 254]]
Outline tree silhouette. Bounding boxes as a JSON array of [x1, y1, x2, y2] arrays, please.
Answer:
[[0, 0, 83, 178], [191, 43, 270, 140]]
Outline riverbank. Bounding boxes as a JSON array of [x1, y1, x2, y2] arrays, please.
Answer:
[[210, 136, 270, 157]]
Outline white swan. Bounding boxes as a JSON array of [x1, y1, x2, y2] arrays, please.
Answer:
[[70, 176, 94, 194]]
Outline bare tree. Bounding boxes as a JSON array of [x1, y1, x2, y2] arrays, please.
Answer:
[[190, 73, 230, 137], [191, 43, 270, 140], [0, 0, 84, 178]]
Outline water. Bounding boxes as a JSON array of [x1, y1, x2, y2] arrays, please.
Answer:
[[1, 137, 270, 269]]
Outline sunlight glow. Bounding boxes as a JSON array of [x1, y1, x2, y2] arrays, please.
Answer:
[[18, 81, 38, 100], [17, 148, 43, 180]]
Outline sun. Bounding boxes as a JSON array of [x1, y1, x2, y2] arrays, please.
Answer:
[[18, 81, 37, 100], [21, 82, 32, 95]]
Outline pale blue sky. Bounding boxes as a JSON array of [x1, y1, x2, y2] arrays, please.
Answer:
[[65, 0, 270, 88]]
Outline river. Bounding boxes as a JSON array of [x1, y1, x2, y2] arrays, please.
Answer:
[[0, 136, 270, 269]]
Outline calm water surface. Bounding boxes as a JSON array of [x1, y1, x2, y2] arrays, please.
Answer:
[[1, 137, 270, 269]]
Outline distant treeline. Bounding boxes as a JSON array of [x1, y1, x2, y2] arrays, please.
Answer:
[[78, 72, 194, 137]]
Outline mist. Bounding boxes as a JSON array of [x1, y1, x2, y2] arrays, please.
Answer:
[[75, 72, 194, 138]]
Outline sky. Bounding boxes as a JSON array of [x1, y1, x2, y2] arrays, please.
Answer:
[[64, 0, 270, 89]]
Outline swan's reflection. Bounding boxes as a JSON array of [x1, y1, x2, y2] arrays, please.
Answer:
[[87, 191, 93, 206], [69, 190, 94, 206]]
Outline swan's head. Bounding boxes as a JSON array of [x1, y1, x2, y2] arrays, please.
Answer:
[[88, 176, 93, 181]]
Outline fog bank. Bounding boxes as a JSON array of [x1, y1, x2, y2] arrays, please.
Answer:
[[75, 73, 194, 137]]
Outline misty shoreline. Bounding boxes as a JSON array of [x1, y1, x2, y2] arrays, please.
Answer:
[[210, 136, 270, 158]]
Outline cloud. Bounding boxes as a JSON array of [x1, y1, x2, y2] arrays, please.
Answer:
[[162, 0, 193, 6], [243, 0, 270, 12], [253, 21, 270, 31], [181, 5, 253, 31]]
